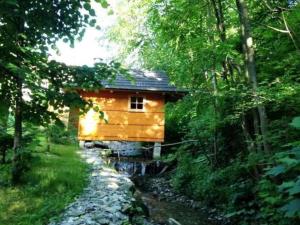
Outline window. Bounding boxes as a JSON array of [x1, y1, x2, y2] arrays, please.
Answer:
[[130, 96, 144, 111]]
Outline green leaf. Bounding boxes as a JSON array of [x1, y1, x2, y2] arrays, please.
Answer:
[[99, 111, 104, 119], [290, 117, 300, 129], [96, 0, 109, 8], [278, 157, 298, 167], [280, 199, 300, 217], [107, 9, 114, 15], [266, 165, 286, 176], [278, 181, 295, 192], [93, 106, 100, 112], [4, 0, 18, 6], [89, 19, 97, 27], [287, 178, 300, 195], [290, 147, 300, 159], [288, 185, 300, 195], [83, 3, 91, 11], [89, 9, 96, 17]]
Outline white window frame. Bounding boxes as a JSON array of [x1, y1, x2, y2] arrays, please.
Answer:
[[129, 96, 145, 112]]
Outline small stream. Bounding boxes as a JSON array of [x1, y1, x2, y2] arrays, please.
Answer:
[[106, 156, 218, 225], [135, 190, 215, 225]]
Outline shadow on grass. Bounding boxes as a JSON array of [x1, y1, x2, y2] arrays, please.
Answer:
[[0, 143, 89, 225]]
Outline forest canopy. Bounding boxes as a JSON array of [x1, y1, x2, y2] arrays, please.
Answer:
[[109, 0, 300, 224]]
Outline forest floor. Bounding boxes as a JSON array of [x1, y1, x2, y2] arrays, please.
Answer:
[[0, 142, 88, 225]]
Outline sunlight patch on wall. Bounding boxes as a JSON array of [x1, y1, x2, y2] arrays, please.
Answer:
[[80, 109, 98, 135]]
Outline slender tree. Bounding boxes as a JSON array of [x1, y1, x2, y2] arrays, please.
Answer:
[[236, 0, 270, 153]]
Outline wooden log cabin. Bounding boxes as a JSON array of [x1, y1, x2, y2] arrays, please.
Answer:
[[71, 70, 184, 157]]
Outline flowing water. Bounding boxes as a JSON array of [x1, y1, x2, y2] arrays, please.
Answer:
[[107, 157, 218, 225]]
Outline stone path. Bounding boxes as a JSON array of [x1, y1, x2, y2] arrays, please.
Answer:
[[49, 148, 134, 225]]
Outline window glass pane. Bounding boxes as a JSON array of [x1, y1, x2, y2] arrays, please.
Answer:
[[130, 96, 144, 110], [131, 103, 136, 109], [137, 103, 143, 109], [137, 97, 143, 103], [131, 97, 137, 103]]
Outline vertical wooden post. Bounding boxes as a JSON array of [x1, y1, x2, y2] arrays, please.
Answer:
[[153, 142, 162, 159]]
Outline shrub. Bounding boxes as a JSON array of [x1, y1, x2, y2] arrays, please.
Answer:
[[47, 124, 76, 145], [258, 147, 300, 224]]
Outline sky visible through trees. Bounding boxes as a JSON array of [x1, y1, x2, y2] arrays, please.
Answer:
[[49, 0, 122, 66]]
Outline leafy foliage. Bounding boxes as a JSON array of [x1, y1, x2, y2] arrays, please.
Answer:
[[259, 147, 300, 222], [0, 0, 119, 183], [110, 1, 300, 224]]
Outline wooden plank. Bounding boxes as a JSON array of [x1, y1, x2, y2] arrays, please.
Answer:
[[77, 135, 164, 142], [78, 110, 164, 126], [78, 123, 164, 141], [97, 111, 164, 126], [81, 90, 165, 112], [94, 97, 164, 112]]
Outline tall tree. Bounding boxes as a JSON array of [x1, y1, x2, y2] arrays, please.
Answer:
[[236, 0, 270, 153], [0, 0, 120, 183]]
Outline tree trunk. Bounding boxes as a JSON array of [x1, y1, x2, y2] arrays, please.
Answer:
[[212, 72, 218, 166], [211, 0, 231, 83], [12, 13, 25, 184], [67, 106, 79, 134], [211, 0, 226, 42], [0, 101, 9, 132], [241, 115, 255, 152], [207, 5, 220, 165], [236, 0, 270, 153], [1, 149, 6, 164], [12, 76, 23, 184], [252, 109, 262, 152], [0, 97, 10, 164]]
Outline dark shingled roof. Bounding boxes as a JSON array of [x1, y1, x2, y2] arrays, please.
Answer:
[[101, 70, 183, 93]]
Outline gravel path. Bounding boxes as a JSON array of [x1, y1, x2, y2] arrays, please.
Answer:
[[49, 148, 134, 225]]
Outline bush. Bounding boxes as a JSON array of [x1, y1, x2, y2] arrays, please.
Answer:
[[11, 147, 33, 184], [171, 148, 249, 207], [47, 124, 76, 145], [258, 147, 300, 224]]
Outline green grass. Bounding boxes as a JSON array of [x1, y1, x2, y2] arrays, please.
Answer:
[[0, 142, 89, 225]]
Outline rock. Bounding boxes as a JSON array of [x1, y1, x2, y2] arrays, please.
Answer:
[[84, 141, 95, 148], [94, 141, 109, 149], [96, 218, 110, 224], [103, 141, 142, 156]]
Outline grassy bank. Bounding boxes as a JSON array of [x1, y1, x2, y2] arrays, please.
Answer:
[[0, 142, 88, 225]]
